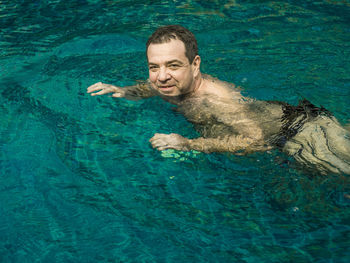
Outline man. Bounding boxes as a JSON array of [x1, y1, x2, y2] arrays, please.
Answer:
[[87, 25, 350, 174]]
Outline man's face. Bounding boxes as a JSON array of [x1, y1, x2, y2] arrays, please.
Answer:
[[147, 39, 200, 97]]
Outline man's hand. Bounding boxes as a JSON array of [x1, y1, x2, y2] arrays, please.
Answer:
[[149, 133, 189, 151], [87, 82, 125, 97]]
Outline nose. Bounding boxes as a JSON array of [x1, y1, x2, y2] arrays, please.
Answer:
[[158, 66, 170, 82]]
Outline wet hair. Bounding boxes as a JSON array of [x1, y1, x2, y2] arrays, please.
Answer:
[[146, 25, 198, 63]]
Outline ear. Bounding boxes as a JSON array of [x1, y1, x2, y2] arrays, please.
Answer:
[[191, 55, 201, 78]]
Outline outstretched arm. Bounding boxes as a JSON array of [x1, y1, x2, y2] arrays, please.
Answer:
[[149, 133, 271, 154], [87, 80, 157, 100]]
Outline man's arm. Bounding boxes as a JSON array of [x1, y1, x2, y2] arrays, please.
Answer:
[[87, 80, 157, 100], [149, 133, 271, 154]]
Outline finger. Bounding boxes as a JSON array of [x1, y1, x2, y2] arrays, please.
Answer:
[[151, 138, 171, 149], [87, 86, 103, 93], [149, 137, 158, 146], [87, 82, 103, 93], [149, 133, 164, 142], [112, 92, 124, 98], [157, 146, 169, 151], [150, 139, 165, 148], [149, 136, 157, 143], [152, 142, 163, 149], [90, 89, 113, 96]]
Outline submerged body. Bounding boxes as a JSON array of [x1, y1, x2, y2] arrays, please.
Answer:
[[88, 74, 350, 174], [87, 25, 350, 175], [168, 75, 350, 174]]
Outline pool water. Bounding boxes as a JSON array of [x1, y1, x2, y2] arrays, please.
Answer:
[[1, 0, 350, 262]]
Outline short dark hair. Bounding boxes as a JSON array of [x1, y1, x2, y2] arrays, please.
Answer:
[[146, 25, 198, 63]]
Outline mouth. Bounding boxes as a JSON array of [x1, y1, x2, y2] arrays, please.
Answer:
[[158, 85, 176, 92]]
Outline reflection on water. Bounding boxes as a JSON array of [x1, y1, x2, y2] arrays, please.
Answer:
[[0, 0, 350, 262]]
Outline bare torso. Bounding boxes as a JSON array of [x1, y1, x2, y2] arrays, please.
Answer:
[[165, 75, 284, 147], [87, 75, 350, 173], [162, 76, 350, 173]]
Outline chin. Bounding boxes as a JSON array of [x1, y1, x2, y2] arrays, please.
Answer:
[[158, 88, 180, 96], [160, 92, 179, 97]]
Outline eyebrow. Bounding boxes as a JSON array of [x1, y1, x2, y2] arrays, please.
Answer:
[[166, 60, 183, 65], [148, 60, 185, 66]]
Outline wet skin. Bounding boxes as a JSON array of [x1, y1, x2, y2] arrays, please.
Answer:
[[88, 39, 284, 154], [87, 39, 350, 174]]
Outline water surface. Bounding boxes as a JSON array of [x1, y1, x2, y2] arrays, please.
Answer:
[[0, 1, 350, 262]]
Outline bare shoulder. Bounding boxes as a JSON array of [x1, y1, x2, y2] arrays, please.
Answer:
[[200, 74, 244, 101]]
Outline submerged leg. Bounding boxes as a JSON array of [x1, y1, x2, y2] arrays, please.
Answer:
[[283, 115, 350, 174]]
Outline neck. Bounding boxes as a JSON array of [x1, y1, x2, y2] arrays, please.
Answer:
[[192, 72, 203, 96]]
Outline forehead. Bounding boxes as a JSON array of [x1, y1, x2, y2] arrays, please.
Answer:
[[147, 39, 188, 63]]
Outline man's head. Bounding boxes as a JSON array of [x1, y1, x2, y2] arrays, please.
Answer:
[[146, 25, 201, 97], [146, 25, 198, 64]]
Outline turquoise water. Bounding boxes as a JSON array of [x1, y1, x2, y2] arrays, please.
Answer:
[[1, 0, 350, 262]]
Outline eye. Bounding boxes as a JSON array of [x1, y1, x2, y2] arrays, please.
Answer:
[[149, 65, 159, 71], [169, 64, 180, 69]]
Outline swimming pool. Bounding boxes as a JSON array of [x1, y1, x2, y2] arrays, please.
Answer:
[[1, 0, 350, 262]]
